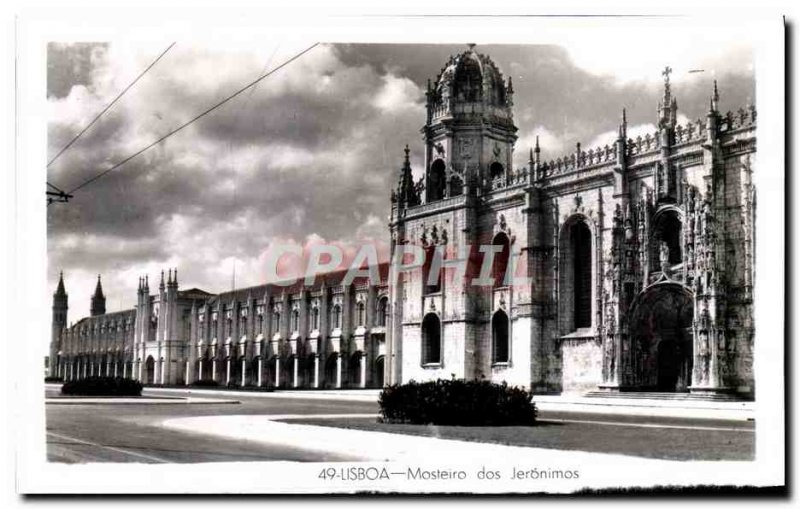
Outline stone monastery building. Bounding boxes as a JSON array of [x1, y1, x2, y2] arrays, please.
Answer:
[[50, 47, 757, 396]]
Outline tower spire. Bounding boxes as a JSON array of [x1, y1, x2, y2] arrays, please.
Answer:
[[50, 272, 69, 378], [93, 275, 103, 297], [658, 66, 678, 129], [90, 275, 106, 316], [662, 65, 672, 103], [711, 79, 720, 112], [55, 271, 67, 297], [396, 144, 418, 207]]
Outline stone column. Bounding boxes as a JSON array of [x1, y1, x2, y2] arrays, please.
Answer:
[[359, 354, 366, 388], [292, 356, 299, 388], [226, 358, 231, 385], [313, 355, 319, 388], [198, 359, 204, 382], [257, 357, 263, 387], [185, 361, 191, 386], [123, 362, 127, 379], [274, 357, 281, 388], [335, 354, 342, 388], [241, 358, 247, 387]]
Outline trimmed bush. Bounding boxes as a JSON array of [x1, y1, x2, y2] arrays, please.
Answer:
[[379, 379, 537, 426], [45, 376, 64, 383], [61, 376, 142, 397], [190, 379, 220, 387]]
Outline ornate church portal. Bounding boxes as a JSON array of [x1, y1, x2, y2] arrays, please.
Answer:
[[627, 283, 694, 392]]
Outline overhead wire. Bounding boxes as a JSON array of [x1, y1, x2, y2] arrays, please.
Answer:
[[64, 42, 319, 196], [47, 42, 176, 168]]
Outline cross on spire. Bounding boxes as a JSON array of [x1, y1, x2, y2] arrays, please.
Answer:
[[662, 65, 673, 101]]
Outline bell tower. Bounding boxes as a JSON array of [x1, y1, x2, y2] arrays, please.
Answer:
[[422, 44, 517, 200], [389, 46, 529, 386]]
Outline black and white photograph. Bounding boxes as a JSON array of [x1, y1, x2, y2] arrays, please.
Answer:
[[7, 5, 787, 496]]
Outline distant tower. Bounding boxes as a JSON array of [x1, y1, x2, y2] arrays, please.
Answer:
[[90, 274, 106, 316], [50, 272, 68, 377]]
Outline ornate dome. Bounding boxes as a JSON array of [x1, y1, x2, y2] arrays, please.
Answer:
[[431, 46, 511, 109]]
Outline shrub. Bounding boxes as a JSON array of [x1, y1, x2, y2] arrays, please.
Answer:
[[190, 379, 220, 387], [379, 379, 537, 426], [44, 376, 63, 383], [61, 376, 142, 397]]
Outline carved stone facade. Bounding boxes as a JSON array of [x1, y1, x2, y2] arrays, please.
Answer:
[[388, 49, 756, 396], [50, 48, 756, 396]]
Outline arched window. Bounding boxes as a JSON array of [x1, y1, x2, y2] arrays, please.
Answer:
[[145, 356, 155, 384], [571, 221, 592, 329], [428, 159, 446, 202], [310, 307, 319, 330], [272, 312, 281, 333], [490, 162, 505, 180], [239, 308, 247, 331], [291, 309, 300, 332], [356, 302, 365, 326], [492, 232, 510, 287], [453, 57, 482, 102], [332, 304, 342, 329], [378, 297, 389, 327], [421, 313, 442, 364], [492, 310, 510, 363], [423, 246, 442, 294], [256, 307, 265, 333]]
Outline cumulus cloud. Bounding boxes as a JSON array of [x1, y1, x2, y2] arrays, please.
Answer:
[[514, 127, 569, 168]]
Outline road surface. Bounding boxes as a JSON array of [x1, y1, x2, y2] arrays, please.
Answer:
[[45, 387, 754, 463]]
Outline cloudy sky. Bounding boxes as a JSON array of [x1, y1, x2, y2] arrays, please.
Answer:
[[47, 38, 754, 321]]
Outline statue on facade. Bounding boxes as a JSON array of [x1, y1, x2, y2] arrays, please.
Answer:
[[660, 241, 671, 273]]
